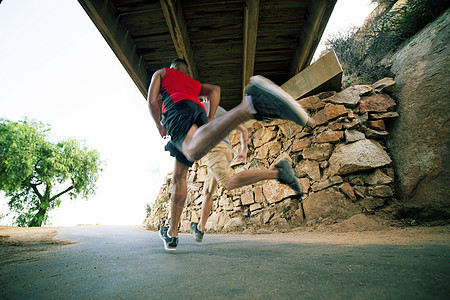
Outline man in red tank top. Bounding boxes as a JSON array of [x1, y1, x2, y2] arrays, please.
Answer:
[[148, 58, 315, 251]]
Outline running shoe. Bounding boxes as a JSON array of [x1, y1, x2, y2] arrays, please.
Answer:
[[275, 159, 302, 195], [159, 226, 178, 252], [245, 75, 310, 126], [190, 222, 204, 243]]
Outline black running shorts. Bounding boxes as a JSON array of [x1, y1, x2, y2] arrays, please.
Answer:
[[162, 100, 208, 167]]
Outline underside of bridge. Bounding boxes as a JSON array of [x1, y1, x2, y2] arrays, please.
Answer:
[[79, 0, 337, 109]]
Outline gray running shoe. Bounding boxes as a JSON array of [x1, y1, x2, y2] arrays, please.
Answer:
[[275, 159, 302, 195], [159, 226, 178, 251], [190, 222, 204, 243], [245, 75, 310, 126]]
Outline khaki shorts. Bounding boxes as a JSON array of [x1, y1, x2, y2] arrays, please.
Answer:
[[204, 143, 233, 194]]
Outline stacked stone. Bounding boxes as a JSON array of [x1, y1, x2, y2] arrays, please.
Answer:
[[145, 78, 399, 233], [145, 177, 171, 231]]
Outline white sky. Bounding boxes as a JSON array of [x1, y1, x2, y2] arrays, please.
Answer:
[[0, 0, 376, 227]]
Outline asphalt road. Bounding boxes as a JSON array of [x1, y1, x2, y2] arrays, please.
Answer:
[[1, 225, 449, 299]]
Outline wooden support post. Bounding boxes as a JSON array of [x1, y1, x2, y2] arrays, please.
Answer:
[[290, 0, 337, 77], [78, 0, 150, 99], [243, 0, 260, 95], [160, 0, 199, 80], [281, 50, 343, 100]]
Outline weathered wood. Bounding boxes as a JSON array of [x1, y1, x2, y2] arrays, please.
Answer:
[[290, 0, 337, 76], [243, 0, 260, 91], [281, 50, 343, 100], [77, 0, 150, 98], [79, 0, 338, 106], [160, 0, 199, 80]]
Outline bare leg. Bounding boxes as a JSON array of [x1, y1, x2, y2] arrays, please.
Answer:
[[198, 190, 213, 232], [182, 100, 253, 162], [197, 169, 280, 231], [224, 169, 279, 190], [168, 160, 189, 238]]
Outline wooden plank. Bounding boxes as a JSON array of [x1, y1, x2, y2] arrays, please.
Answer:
[[281, 50, 343, 100], [290, 0, 337, 76], [183, 5, 243, 18], [160, 0, 199, 79], [115, 1, 161, 14], [78, 0, 150, 99], [243, 0, 260, 92]]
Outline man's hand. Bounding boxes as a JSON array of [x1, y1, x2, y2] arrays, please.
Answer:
[[158, 126, 167, 138], [236, 124, 248, 162], [233, 150, 247, 163]]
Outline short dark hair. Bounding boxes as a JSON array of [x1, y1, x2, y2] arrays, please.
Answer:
[[170, 58, 188, 68]]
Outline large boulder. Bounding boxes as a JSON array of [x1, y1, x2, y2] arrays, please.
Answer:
[[388, 10, 450, 207], [303, 189, 360, 222], [327, 139, 392, 176], [262, 181, 296, 204]]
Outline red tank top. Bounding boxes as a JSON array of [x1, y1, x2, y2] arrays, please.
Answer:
[[160, 68, 205, 113]]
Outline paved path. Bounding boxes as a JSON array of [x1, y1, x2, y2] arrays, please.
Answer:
[[1, 225, 449, 299]]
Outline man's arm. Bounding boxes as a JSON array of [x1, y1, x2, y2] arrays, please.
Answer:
[[234, 124, 248, 162], [200, 83, 220, 122], [147, 69, 166, 137]]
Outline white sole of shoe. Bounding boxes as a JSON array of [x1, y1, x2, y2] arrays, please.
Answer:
[[250, 75, 309, 125], [159, 229, 177, 251]]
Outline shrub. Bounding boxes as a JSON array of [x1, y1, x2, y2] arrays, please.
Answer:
[[326, 0, 450, 85]]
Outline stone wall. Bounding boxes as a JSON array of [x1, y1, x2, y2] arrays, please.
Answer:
[[145, 78, 400, 232]]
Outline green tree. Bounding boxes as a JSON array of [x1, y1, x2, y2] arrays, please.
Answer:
[[0, 118, 103, 227]]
